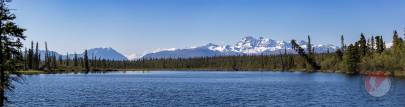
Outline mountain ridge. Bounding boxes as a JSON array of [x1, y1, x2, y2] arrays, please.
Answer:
[[142, 36, 338, 59]]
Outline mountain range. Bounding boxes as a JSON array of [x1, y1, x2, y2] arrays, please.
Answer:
[[39, 36, 339, 60], [39, 47, 128, 61], [142, 36, 338, 59]]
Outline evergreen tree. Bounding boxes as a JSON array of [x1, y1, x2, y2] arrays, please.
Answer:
[[343, 44, 360, 74], [375, 36, 385, 53], [23, 48, 27, 70], [73, 53, 78, 66], [0, 0, 26, 105], [28, 41, 33, 69], [380, 37, 385, 52], [358, 33, 368, 56], [34, 42, 39, 69], [291, 40, 320, 70], [52, 53, 57, 69], [341, 35, 345, 51], [65, 52, 69, 66], [84, 50, 89, 71], [44, 42, 49, 70], [307, 35, 312, 54], [393, 30, 403, 51]]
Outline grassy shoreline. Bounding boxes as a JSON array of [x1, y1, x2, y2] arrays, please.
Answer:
[[17, 70, 46, 75]]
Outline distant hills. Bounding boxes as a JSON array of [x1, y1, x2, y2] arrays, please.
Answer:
[[86, 48, 128, 60], [39, 47, 128, 61], [142, 36, 338, 59]]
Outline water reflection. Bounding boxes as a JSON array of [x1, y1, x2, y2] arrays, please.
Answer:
[[7, 71, 405, 106]]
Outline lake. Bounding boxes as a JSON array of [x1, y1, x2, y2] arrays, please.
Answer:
[[7, 71, 405, 106]]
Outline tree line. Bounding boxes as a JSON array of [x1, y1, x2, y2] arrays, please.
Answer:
[[19, 30, 405, 77], [121, 31, 403, 76], [21, 42, 91, 72], [88, 30, 403, 76]]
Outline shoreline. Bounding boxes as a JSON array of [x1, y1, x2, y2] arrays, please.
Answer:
[[17, 69, 405, 78]]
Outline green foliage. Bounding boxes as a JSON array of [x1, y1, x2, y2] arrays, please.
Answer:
[[0, 0, 26, 105], [307, 35, 312, 54], [342, 44, 360, 74], [392, 30, 403, 52], [341, 35, 345, 51], [375, 36, 385, 53], [291, 39, 320, 70], [83, 50, 89, 72], [358, 33, 368, 56]]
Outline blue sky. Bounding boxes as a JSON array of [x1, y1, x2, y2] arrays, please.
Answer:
[[9, 0, 405, 56]]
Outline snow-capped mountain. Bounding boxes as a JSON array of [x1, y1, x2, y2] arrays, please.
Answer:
[[142, 36, 338, 59]]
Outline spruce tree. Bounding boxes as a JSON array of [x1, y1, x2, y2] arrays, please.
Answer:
[[65, 52, 69, 66], [23, 48, 27, 70], [291, 40, 320, 70], [307, 35, 312, 54], [380, 36, 385, 52], [393, 30, 403, 51], [0, 0, 26, 105], [45, 42, 49, 70], [358, 33, 367, 56], [375, 36, 385, 53], [343, 44, 360, 74], [28, 41, 33, 69], [84, 50, 89, 71], [74, 53, 78, 66], [34, 42, 39, 70], [52, 53, 57, 69], [341, 35, 345, 51]]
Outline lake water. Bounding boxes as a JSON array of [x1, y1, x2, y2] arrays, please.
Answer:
[[7, 71, 405, 106]]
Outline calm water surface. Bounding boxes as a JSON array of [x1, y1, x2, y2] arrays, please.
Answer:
[[7, 71, 405, 106]]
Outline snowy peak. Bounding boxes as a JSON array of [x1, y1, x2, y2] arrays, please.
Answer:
[[229, 36, 334, 54], [142, 36, 338, 59], [231, 36, 272, 53], [235, 36, 273, 49], [200, 43, 229, 52]]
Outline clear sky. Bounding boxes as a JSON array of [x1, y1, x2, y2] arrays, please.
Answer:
[[9, 0, 405, 57]]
